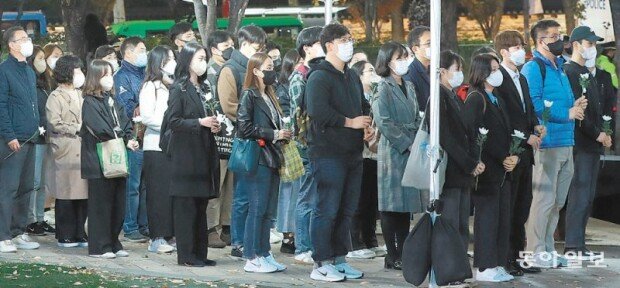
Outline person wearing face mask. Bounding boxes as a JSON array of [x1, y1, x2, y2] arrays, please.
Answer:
[[44, 55, 89, 248], [305, 23, 372, 282], [204, 30, 235, 249], [217, 25, 267, 259], [235, 52, 289, 273], [81, 60, 138, 259], [138, 45, 176, 254], [426, 50, 482, 286], [493, 30, 545, 276], [114, 36, 150, 243], [521, 19, 586, 269], [563, 26, 611, 261], [166, 42, 221, 267], [371, 42, 421, 270], [404, 26, 431, 110], [0, 26, 42, 253], [266, 42, 283, 74], [43, 43, 63, 76], [94, 45, 121, 73], [562, 35, 573, 63], [169, 22, 196, 53], [287, 26, 324, 265], [589, 54, 617, 139], [462, 53, 517, 283], [596, 46, 618, 89]]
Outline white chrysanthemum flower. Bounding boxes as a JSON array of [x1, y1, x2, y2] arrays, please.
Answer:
[[38, 126, 46, 136], [544, 100, 553, 108], [512, 129, 526, 139], [282, 116, 291, 124], [479, 127, 489, 135], [132, 116, 143, 123], [603, 115, 612, 121]]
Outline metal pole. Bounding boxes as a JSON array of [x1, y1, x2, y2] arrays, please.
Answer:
[[324, 0, 333, 25]]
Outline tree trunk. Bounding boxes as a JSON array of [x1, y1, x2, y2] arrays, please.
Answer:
[[227, 0, 250, 35], [60, 0, 89, 61], [192, 0, 208, 46], [205, 0, 217, 35], [113, 0, 125, 24], [364, 0, 376, 42], [390, 0, 405, 42], [440, 0, 458, 51], [491, 0, 506, 39], [524, 0, 530, 49], [609, 0, 620, 151], [562, 0, 576, 34], [17, 0, 27, 21]]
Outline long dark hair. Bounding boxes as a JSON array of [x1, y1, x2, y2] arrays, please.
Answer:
[[83, 60, 114, 98], [144, 45, 173, 85], [27, 45, 53, 91], [278, 49, 300, 85], [468, 53, 500, 91], [173, 42, 208, 90], [350, 60, 369, 78], [243, 53, 282, 115]]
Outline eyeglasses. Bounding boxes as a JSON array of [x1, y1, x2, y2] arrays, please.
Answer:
[[541, 35, 561, 41], [11, 37, 32, 43], [334, 37, 354, 45]]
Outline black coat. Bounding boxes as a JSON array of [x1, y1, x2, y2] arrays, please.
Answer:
[[275, 82, 291, 117], [495, 66, 539, 167], [594, 68, 617, 124], [462, 89, 512, 185], [429, 85, 478, 189], [35, 87, 50, 144], [80, 93, 133, 179], [167, 83, 220, 198], [237, 88, 283, 169], [404, 58, 430, 111]]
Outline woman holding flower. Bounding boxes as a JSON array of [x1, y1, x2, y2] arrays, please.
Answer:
[[236, 52, 290, 273], [463, 53, 517, 282]]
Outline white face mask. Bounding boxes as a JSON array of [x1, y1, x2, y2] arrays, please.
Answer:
[[580, 45, 597, 61], [33, 59, 47, 74], [19, 41, 34, 58], [73, 72, 85, 89], [448, 70, 464, 88], [585, 57, 596, 68], [47, 57, 59, 70], [424, 47, 431, 59], [191, 60, 208, 76], [100, 75, 114, 92], [162, 60, 177, 76], [313, 44, 326, 58], [406, 57, 414, 67], [336, 42, 354, 63], [107, 60, 120, 72], [486, 70, 504, 87], [391, 59, 409, 76], [509, 49, 526, 66]]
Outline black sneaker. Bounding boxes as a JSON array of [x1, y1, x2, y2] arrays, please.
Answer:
[[280, 241, 296, 254], [40, 221, 56, 234], [230, 246, 243, 259], [26, 222, 45, 236], [124, 231, 149, 243]]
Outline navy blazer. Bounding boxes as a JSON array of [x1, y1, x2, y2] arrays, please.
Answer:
[[403, 58, 430, 111]]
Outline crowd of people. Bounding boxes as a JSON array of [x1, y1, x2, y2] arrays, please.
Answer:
[[0, 17, 617, 285]]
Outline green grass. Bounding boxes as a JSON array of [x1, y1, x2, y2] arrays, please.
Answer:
[[0, 262, 255, 288]]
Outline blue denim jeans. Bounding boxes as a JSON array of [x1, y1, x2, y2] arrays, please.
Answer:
[[29, 144, 47, 223], [238, 165, 279, 259], [310, 156, 363, 263], [276, 180, 298, 233], [231, 171, 249, 247], [295, 155, 315, 254], [123, 149, 148, 234]]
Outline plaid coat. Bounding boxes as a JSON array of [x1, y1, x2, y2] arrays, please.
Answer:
[[372, 76, 425, 213]]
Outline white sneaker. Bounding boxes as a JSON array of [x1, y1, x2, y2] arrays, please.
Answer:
[[266, 253, 287, 271], [294, 251, 314, 265], [90, 252, 116, 259], [12, 234, 40, 250], [115, 250, 129, 257], [310, 264, 346, 282], [148, 238, 175, 254], [335, 262, 364, 279], [551, 251, 568, 267], [244, 257, 278, 273], [529, 252, 555, 268], [346, 249, 375, 259], [370, 246, 387, 257], [495, 266, 515, 281], [475, 267, 511, 282], [269, 229, 283, 244], [0, 240, 17, 253]]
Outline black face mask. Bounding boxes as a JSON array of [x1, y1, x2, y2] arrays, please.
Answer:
[[564, 47, 573, 55], [221, 47, 234, 60], [262, 70, 277, 86], [545, 40, 565, 56], [273, 58, 282, 70]]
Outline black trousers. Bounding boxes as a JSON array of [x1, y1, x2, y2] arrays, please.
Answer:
[[351, 158, 379, 250], [472, 181, 511, 270], [55, 199, 87, 241], [87, 178, 126, 255], [173, 196, 208, 264], [144, 151, 174, 239], [508, 165, 534, 262], [380, 211, 410, 261]]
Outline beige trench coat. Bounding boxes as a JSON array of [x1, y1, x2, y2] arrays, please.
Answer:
[[45, 86, 88, 200]]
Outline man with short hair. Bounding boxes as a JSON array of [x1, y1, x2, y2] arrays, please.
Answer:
[[563, 26, 611, 259], [404, 26, 431, 110], [305, 23, 372, 282], [169, 22, 196, 52], [265, 41, 282, 72], [205, 29, 235, 249], [217, 25, 267, 258], [522, 19, 586, 269], [597, 46, 618, 89], [0, 26, 41, 253], [114, 36, 149, 243]]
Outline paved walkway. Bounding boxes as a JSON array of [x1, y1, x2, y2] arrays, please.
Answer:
[[1, 218, 620, 287]]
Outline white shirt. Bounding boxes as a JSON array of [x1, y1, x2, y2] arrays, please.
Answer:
[[139, 80, 169, 151], [501, 63, 526, 112]]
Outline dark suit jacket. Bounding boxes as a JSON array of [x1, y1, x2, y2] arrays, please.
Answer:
[[167, 83, 220, 198], [462, 89, 512, 185], [404, 58, 430, 111], [495, 66, 539, 167]]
